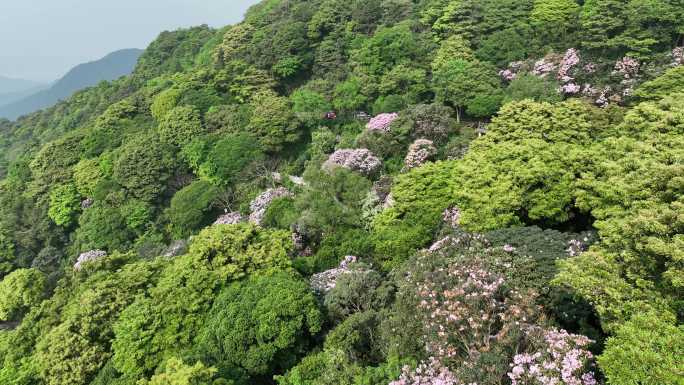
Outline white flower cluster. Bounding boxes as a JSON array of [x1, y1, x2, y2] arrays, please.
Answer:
[[74, 249, 107, 270]]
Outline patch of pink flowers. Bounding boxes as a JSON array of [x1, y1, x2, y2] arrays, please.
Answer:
[[389, 358, 466, 385], [613, 57, 640, 79], [508, 326, 596, 385], [557, 48, 580, 84], [560, 83, 581, 95], [414, 260, 530, 361], [214, 211, 244, 225], [324, 148, 382, 176], [404, 139, 437, 170], [249, 187, 293, 225], [366, 112, 399, 132], [533, 58, 557, 77]]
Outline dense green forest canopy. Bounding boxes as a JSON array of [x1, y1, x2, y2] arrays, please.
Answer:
[[0, 1, 683, 385]]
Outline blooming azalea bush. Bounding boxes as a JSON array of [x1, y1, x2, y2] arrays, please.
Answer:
[[323, 149, 382, 176], [366, 113, 399, 133], [508, 326, 597, 385], [404, 139, 437, 170]]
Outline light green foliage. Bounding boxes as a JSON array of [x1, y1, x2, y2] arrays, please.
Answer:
[[113, 135, 175, 201], [0, 269, 46, 321], [73, 158, 108, 197], [197, 272, 322, 376], [167, 180, 219, 238], [143, 358, 218, 385], [29, 132, 84, 191], [196, 134, 264, 187], [530, 0, 580, 43], [151, 88, 182, 121], [112, 224, 293, 379], [633, 66, 684, 101], [372, 161, 455, 264], [75, 204, 134, 252], [333, 78, 367, 112], [431, 35, 474, 70], [158, 105, 205, 148], [204, 104, 251, 133], [247, 90, 300, 152], [598, 312, 684, 385], [432, 59, 502, 120], [503, 74, 562, 104], [47, 184, 81, 227], [120, 199, 152, 232], [453, 100, 602, 231], [291, 88, 332, 123]]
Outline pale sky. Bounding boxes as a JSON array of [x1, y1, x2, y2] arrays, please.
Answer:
[[0, 0, 261, 82]]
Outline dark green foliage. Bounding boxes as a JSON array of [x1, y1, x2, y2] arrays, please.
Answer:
[[113, 135, 176, 202], [503, 74, 562, 104], [262, 197, 299, 230], [196, 271, 322, 376], [197, 134, 264, 187], [167, 180, 220, 238], [158, 105, 205, 148]]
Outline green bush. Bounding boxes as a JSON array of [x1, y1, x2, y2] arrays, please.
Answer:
[[167, 180, 220, 238], [158, 105, 206, 148], [47, 184, 81, 227], [196, 271, 322, 376], [0, 269, 46, 321], [113, 135, 175, 202]]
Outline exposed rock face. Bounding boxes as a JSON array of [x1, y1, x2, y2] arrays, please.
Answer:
[[81, 198, 94, 209], [404, 139, 437, 170], [323, 149, 382, 176], [74, 249, 107, 270], [310, 255, 357, 294], [673, 47, 684, 66], [162, 240, 188, 258], [249, 187, 293, 225], [214, 212, 244, 225]]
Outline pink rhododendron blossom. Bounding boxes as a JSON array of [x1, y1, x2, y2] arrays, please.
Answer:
[[74, 249, 107, 270], [533, 58, 557, 77], [508, 327, 596, 385], [366, 112, 399, 132], [214, 212, 244, 225], [613, 57, 640, 79], [389, 358, 463, 385], [560, 83, 581, 95], [557, 48, 580, 83], [405, 139, 437, 169], [324, 148, 382, 176], [249, 187, 293, 225]]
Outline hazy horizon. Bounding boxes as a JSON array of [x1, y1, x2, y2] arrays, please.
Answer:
[[0, 0, 260, 82]]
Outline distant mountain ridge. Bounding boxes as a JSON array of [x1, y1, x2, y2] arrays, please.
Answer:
[[0, 75, 44, 94], [0, 48, 143, 120]]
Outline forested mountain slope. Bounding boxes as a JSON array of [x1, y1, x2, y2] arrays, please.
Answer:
[[0, 1, 682, 385], [0, 49, 143, 120]]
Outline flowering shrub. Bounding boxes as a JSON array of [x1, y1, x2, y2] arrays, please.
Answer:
[[557, 48, 580, 84], [560, 83, 581, 95], [533, 58, 557, 77], [404, 139, 437, 170], [508, 326, 597, 385], [74, 249, 107, 270], [613, 57, 640, 79], [366, 112, 399, 132], [214, 211, 244, 225], [389, 358, 461, 385], [249, 187, 293, 225], [323, 149, 382, 176], [499, 61, 524, 81]]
